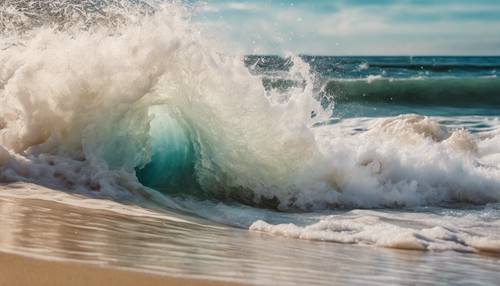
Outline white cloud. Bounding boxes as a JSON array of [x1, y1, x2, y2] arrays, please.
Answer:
[[225, 2, 260, 12], [195, 4, 220, 13], [317, 10, 388, 36]]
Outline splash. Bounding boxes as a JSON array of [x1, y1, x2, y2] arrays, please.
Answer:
[[0, 0, 156, 33], [0, 1, 324, 207]]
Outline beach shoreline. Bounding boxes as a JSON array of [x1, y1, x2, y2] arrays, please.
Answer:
[[0, 251, 242, 286]]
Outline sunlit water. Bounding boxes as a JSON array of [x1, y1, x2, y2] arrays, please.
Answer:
[[1, 184, 499, 286]]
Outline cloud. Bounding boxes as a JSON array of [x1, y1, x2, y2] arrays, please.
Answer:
[[195, 4, 220, 13], [225, 2, 260, 12], [195, 1, 261, 14], [316, 10, 388, 36], [194, 0, 500, 55]]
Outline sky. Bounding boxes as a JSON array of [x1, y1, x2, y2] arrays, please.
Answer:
[[193, 0, 500, 55]]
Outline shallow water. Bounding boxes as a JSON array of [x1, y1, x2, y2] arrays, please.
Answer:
[[1, 184, 499, 286]]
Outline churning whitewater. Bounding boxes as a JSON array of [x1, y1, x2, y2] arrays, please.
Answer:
[[1, 0, 500, 252]]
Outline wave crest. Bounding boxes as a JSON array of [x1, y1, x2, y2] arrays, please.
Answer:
[[0, 0, 157, 34]]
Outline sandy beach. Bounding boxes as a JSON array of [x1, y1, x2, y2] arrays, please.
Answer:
[[0, 252, 240, 286]]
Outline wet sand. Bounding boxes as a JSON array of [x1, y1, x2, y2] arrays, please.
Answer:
[[0, 251, 241, 286], [1, 184, 500, 285]]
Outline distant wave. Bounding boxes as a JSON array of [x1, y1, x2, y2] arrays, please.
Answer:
[[322, 77, 500, 107], [364, 63, 500, 71], [245, 55, 500, 75]]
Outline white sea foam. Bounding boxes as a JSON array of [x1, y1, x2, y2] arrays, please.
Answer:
[[250, 206, 500, 253]]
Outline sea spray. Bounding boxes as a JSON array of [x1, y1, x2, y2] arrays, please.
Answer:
[[0, 1, 324, 207]]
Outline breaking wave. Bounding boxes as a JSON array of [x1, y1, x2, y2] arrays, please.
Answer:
[[1, 1, 500, 212]]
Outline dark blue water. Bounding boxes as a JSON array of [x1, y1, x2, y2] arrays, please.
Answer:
[[245, 56, 500, 118]]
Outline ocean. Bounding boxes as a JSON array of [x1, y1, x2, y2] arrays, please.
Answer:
[[0, 1, 499, 285]]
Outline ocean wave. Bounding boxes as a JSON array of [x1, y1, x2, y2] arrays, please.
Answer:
[[0, 1, 324, 209], [250, 207, 500, 253], [0, 0, 499, 214], [364, 62, 500, 72], [322, 77, 500, 107]]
